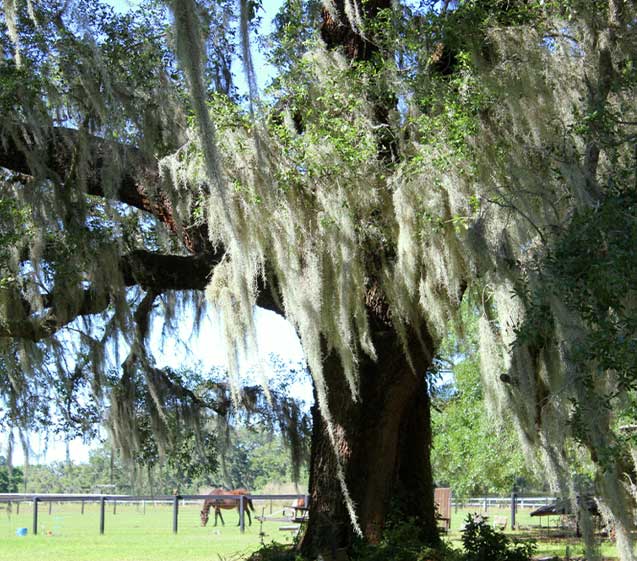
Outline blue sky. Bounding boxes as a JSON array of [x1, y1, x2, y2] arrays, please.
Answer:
[[110, 0, 286, 93]]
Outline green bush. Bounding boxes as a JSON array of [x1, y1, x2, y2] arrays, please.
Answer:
[[461, 515, 536, 561], [247, 541, 299, 561], [352, 516, 461, 561]]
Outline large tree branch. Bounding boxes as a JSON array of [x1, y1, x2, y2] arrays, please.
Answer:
[[121, 251, 284, 317], [1, 250, 282, 341], [1, 126, 160, 211], [121, 250, 217, 291], [1, 288, 113, 341], [1, 124, 283, 343], [0, 125, 208, 253]]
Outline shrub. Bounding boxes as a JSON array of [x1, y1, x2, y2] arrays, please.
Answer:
[[247, 542, 299, 561], [352, 516, 462, 561], [461, 515, 536, 561]]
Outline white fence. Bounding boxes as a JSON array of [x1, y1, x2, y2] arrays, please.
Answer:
[[452, 496, 556, 509]]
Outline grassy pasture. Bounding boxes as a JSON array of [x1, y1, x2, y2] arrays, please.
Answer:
[[0, 501, 621, 560], [0, 499, 299, 561]]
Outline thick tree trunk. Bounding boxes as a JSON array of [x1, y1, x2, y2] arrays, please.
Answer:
[[300, 326, 439, 557]]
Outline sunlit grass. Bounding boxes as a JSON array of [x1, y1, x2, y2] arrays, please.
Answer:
[[0, 499, 299, 561]]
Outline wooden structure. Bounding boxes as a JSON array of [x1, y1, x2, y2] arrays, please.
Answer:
[[434, 487, 452, 531], [530, 496, 599, 537], [530, 496, 599, 518]]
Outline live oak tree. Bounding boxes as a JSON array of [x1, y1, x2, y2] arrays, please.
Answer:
[[2, 1, 637, 559]]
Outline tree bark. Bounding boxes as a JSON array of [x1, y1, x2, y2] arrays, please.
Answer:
[[301, 325, 439, 557]]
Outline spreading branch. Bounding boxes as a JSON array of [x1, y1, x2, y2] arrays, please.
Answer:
[[1, 248, 281, 341], [0, 125, 210, 253], [0, 124, 284, 341]]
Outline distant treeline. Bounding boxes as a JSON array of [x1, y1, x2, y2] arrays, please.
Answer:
[[0, 428, 307, 495]]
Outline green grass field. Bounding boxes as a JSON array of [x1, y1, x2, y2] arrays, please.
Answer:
[[0, 502, 621, 560], [0, 500, 300, 561]]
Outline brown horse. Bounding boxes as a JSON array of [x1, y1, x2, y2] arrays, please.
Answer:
[[200, 488, 254, 527]]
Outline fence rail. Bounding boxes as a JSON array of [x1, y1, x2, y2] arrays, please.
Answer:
[[0, 492, 309, 536], [0, 493, 307, 502], [452, 496, 556, 509], [0, 493, 559, 537]]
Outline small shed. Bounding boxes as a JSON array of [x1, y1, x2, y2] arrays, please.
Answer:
[[530, 496, 599, 536], [434, 487, 452, 531], [530, 496, 598, 518], [530, 501, 570, 517]]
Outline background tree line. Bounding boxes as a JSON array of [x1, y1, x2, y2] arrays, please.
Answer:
[[431, 304, 541, 498], [0, 427, 306, 495]]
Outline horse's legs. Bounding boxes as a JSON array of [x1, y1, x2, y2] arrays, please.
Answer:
[[218, 509, 225, 527], [235, 505, 252, 526]]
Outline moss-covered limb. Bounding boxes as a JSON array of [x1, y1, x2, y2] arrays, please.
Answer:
[[320, 0, 390, 62], [120, 250, 220, 291], [0, 288, 111, 341], [0, 251, 211, 341], [122, 250, 282, 315], [0, 125, 206, 246], [0, 248, 282, 342]]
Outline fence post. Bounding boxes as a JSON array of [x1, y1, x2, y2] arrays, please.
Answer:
[[81, 500, 85, 515], [113, 499, 117, 515], [48, 501, 52, 515], [99, 497, 106, 535], [172, 495, 179, 534], [32, 497, 39, 536], [510, 492, 517, 530], [239, 495, 245, 533], [16, 501, 20, 515]]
